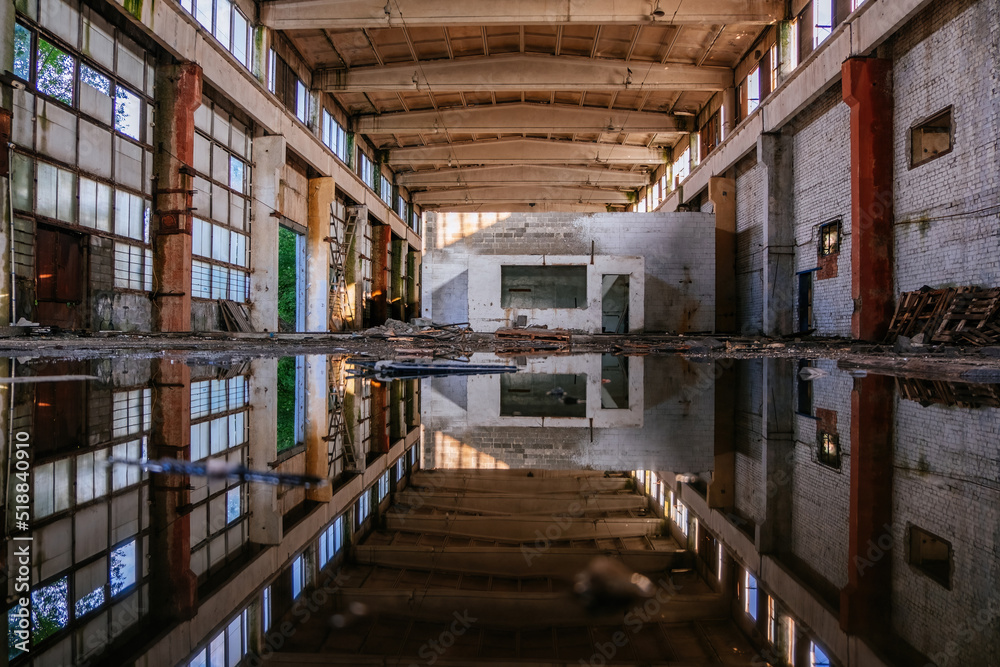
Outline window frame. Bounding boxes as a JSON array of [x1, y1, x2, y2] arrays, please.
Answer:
[[909, 106, 954, 169]]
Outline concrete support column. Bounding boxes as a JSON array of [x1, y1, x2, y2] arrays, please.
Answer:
[[755, 358, 795, 554], [151, 63, 202, 332], [249, 135, 285, 333], [777, 21, 797, 84], [758, 131, 795, 337], [406, 248, 421, 323], [304, 354, 331, 502], [708, 360, 735, 510], [709, 176, 737, 333], [148, 359, 197, 621], [843, 58, 894, 341], [248, 358, 281, 544], [840, 374, 894, 634], [722, 87, 736, 138], [371, 223, 391, 325], [370, 378, 390, 457], [390, 236, 406, 321], [306, 178, 333, 332]]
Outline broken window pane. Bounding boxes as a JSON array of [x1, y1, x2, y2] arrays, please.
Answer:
[[229, 156, 244, 193], [36, 38, 75, 104], [74, 587, 104, 617], [110, 540, 136, 596], [31, 577, 69, 643], [80, 64, 110, 94], [819, 220, 841, 256], [115, 86, 142, 140], [14, 23, 32, 81], [226, 487, 240, 523]]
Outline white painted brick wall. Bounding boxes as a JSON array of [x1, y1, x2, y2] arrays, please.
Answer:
[[791, 90, 853, 337], [735, 161, 765, 335], [892, 0, 1000, 294], [790, 360, 853, 589], [890, 396, 1000, 666], [423, 211, 716, 333]]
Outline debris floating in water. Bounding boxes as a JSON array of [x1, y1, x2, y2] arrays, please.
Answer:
[[108, 458, 328, 488]]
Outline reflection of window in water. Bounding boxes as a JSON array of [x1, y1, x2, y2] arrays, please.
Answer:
[[601, 354, 629, 409], [500, 373, 587, 418]]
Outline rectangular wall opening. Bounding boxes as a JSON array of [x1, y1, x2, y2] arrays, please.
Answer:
[[278, 225, 306, 332], [276, 356, 305, 454], [500, 373, 586, 418], [601, 274, 630, 333], [36, 224, 88, 329], [500, 265, 586, 309]]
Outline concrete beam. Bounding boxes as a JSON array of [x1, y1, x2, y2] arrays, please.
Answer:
[[356, 103, 691, 135], [412, 185, 632, 206], [398, 165, 650, 189], [355, 545, 687, 577], [388, 138, 667, 167], [330, 589, 727, 627], [317, 54, 733, 93], [395, 489, 648, 515], [249, 135, 286, 333], [261, 0, 783, 29], [386, 514, 662, 541]]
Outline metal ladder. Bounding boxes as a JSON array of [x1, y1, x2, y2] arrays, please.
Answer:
[[328, 205, 361, 331], [327, 357, 360, 476]]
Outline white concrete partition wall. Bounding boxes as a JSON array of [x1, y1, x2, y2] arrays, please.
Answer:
[[422, 211, 716, 333], [467, 255, 644, 333]]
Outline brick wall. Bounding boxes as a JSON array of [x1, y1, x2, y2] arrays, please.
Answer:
[[734, 157, 764, 335], [422, 211, 716, 333], [791, 89, 853, 337], [890, 395, 1000, 666], [892, 0, 1000, 294], [789, 360, 853, 590], [734, 359, 764, 523]]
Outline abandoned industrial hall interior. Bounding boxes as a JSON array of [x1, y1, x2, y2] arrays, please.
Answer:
[[2, 0, 1000, 665]]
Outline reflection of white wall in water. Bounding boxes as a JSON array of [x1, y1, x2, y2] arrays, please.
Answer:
[[466, 255, 644, 333], [464, 353, 643, 428], [421, 354, 715, 472]]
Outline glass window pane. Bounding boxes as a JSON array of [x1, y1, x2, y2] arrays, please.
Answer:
[[14, 23, 32, 80], [80, 64, 110, 95], [233, 11, 248, 66], [36, 38, 75, 104], [195, 0, 213, 30], [31, 577, 69, 643], [215, 0, 231, 49], [229, 156, 244, 192], [115, 86, 142, 140]]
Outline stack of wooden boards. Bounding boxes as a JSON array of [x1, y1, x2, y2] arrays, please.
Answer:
[[886, 287, 1000, 345]]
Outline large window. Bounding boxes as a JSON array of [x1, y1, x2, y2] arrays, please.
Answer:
[[11, 10, 154, 297], [500, 265, 587, 309], [187, 607, 249, 667], [813, 0, 834, 47], [178, 0, 252, 70], [744, 571, 759, 620], [188, 375, 250, 582], [322, 109, 352, 165], [191, 95, 251, 302], [746, 66, 761, 114]]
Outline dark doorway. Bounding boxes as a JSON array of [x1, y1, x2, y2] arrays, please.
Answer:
[[36, 225, 87, 329], [798, 271, 814, 333], [602, 274, 630, 333]]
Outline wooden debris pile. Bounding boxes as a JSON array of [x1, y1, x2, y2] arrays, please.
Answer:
[[897, 377, 1000, 408], [495, 327, 572, 354], [886, 287, 1000, 346]]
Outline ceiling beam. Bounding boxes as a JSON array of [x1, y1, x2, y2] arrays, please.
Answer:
[[412, 185, 632, 206], [316, 54, 732, 93], [261, 0, 784, 30], [397, 165, 650, 188], [387, 138, 667, 166], [355, 103, 692, 135], [424, 202, 613, 213]]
